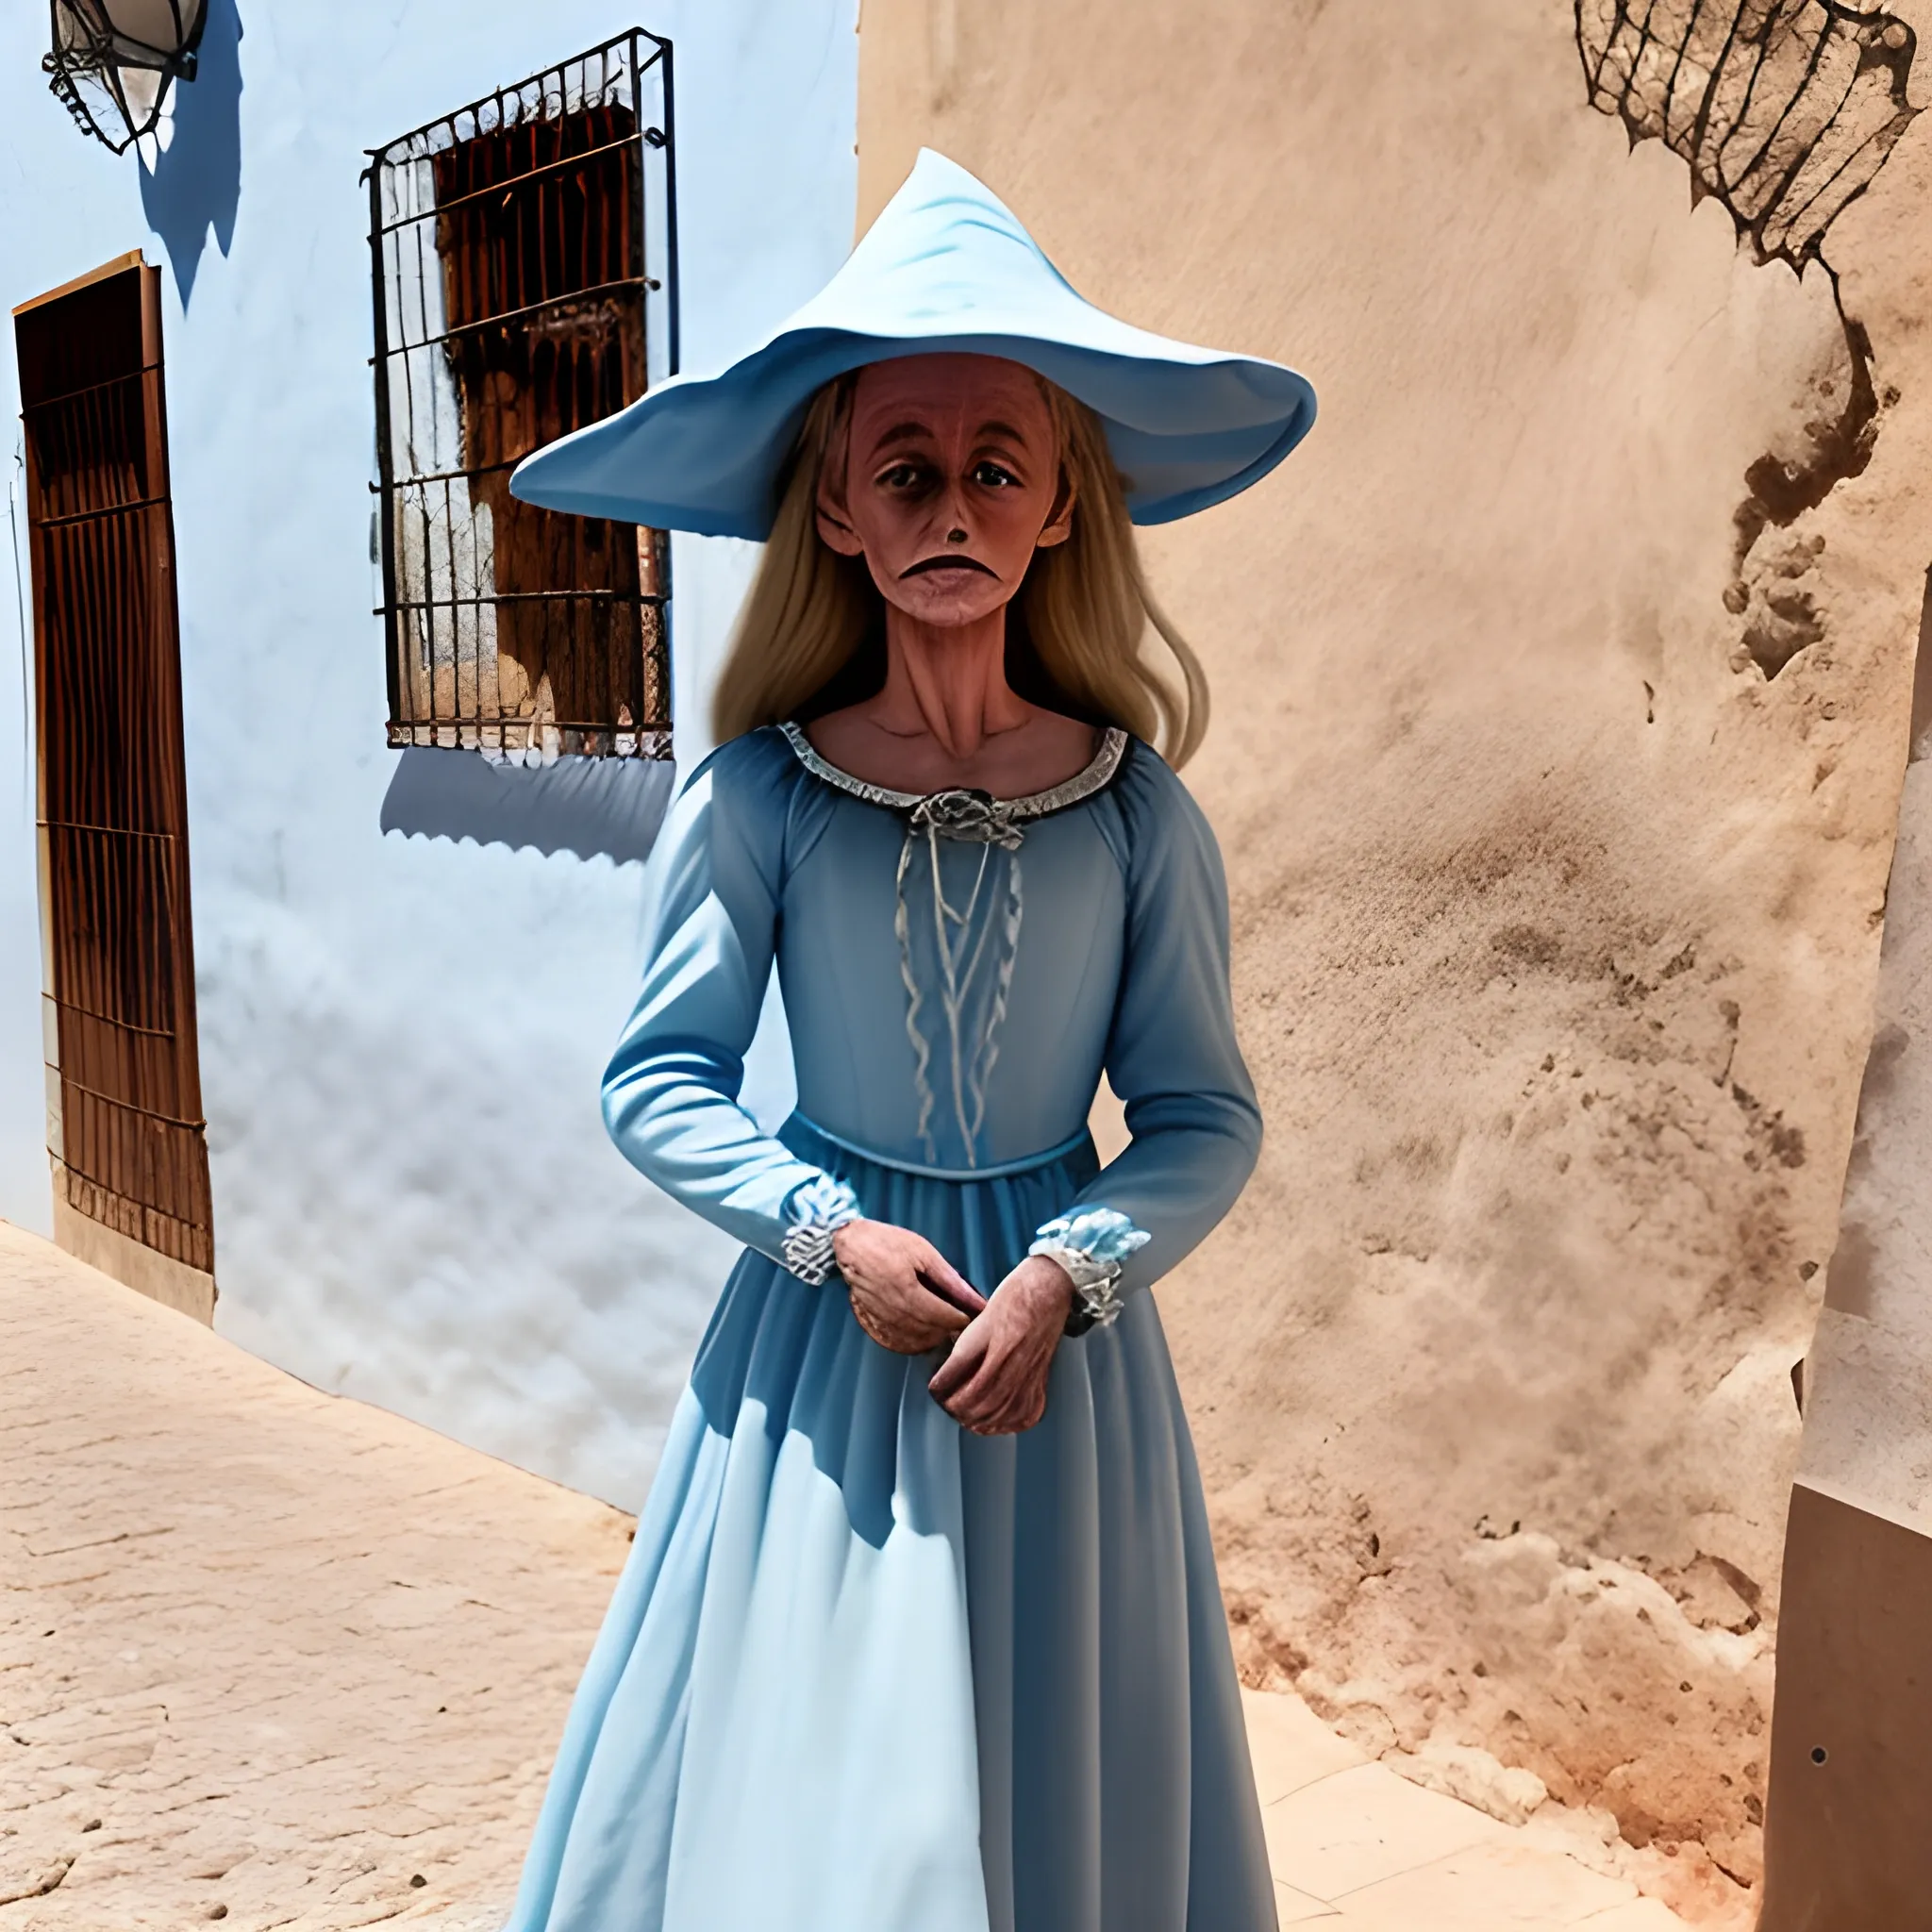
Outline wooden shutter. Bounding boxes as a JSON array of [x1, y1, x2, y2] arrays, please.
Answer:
[[14, 256, 213, 1275]]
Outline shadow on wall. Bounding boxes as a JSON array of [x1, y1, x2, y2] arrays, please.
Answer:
[[379, 749, 677, 866], [139, 0, 243, 307]]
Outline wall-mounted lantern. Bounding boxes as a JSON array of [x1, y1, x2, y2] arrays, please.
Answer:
[[42, 0, 207, 155]]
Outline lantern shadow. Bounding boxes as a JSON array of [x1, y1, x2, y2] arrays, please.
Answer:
[[139, 0, 243, 308]]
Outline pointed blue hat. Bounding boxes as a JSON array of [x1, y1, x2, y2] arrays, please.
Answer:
[[509, 149, 1316, 538]]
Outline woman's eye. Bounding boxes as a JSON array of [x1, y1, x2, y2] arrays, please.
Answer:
[[972, 461, 1020, 488], [878, 462, 931, 491]]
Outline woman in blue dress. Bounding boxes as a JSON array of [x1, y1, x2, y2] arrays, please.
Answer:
[[501, 152, 1317, 1932]]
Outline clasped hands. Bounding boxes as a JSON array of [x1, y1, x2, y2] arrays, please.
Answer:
[[831, 1218, 1073, 1435]]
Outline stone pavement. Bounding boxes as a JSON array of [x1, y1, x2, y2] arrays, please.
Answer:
[[1, 1223, 1690, 1929], [1243, 1692, 1690, 1928]]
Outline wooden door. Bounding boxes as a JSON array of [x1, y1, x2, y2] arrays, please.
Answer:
[[14, 255, 213, 1277]]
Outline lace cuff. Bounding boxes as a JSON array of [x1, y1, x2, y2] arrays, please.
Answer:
[[781, 1175, 862, 1286], [1029, 1208, 1152, 1334]]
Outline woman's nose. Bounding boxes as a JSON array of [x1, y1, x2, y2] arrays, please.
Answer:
[[932, 479, 974, 540]]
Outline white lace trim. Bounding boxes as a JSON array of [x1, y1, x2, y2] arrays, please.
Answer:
[[781, 1175, 861, 1286], [777, 721, 1128, 821], [1030, 1208, 1152, 1331]]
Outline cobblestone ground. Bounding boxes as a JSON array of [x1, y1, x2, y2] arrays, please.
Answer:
[[1, 1223, 631, 1931], [3, 1223, 1690, 1930]]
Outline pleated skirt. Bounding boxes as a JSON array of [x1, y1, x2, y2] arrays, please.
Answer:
[[503, 1117, 1276, 1932]]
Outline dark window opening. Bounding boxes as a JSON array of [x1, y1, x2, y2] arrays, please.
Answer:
[[368, 31, 678, 763], [13, 254, 214, 1275]]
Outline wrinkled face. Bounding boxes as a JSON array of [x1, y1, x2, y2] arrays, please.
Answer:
[[815, 353, 1074, 629]]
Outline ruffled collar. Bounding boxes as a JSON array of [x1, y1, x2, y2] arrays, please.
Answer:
[[778, 721, 1127, 844]]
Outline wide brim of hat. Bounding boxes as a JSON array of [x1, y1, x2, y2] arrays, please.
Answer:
[[510, 328, 1314, 538], [510, 148, 1315, 538]]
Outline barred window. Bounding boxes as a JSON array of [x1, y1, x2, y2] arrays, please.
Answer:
[[367, 32, 678, 763]]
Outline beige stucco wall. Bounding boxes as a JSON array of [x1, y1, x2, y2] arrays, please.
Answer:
[[858, 0, 1932, 1914]]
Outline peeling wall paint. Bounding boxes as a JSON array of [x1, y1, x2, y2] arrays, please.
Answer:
[[0, 0, 855, 1509], [1578, 0, 1922, 688]]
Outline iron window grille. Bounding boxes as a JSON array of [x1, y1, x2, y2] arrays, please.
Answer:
[[367, 30, 678, 763]]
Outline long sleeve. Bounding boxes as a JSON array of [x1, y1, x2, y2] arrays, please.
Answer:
[[602, 735, 845, 1266], [1048, 751, 1262, 1299]]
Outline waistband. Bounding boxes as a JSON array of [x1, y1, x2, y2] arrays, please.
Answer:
[[780, 1110, 1093, 1184]]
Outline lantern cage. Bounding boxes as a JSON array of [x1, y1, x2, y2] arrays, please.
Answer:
[[42, 0, 207, 155]]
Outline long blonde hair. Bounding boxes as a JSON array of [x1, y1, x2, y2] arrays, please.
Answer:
[[709, 371, 1208, 766]]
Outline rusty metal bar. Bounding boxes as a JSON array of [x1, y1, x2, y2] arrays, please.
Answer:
[[376, 131, 646, 232], [387, 589, 669, 610], [381, 276, 651, 360], [27, 492, 168, 531]]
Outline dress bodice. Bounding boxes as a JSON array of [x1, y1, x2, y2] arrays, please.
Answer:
[[771, 722, 1133, 1172], [601, 724, 1260, 1301]]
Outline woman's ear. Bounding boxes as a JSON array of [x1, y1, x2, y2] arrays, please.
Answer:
[[1036, 462, 1077, 552], [815, 447, 864, 558]]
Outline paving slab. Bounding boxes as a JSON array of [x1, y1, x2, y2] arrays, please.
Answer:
[[1275, 1876, 1341, 1924], [1259, 1759, 1512, 1900], [1334, 1838, 1641, 1925], [1242, 1683, 1369, 1804], [1577, 1903, 1705, 1929], [0, 1223, 630, 1931], [2, 1221, 1692, 1929]]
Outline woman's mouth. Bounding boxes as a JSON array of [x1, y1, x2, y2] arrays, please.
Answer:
[[901, 555, 998, 578]]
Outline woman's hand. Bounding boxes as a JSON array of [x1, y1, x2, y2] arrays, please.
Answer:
[[834, 1218, 986, 1354], [927, 1255, 1074, 1436]]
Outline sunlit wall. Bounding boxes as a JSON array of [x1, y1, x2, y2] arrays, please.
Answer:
[[0, 0, 856, 1506]]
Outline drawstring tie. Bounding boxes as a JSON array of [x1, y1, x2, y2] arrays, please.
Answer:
[[896, 791, 1024, 1168]]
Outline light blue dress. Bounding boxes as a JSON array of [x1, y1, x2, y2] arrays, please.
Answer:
[[505, 723, 1275, 1932]]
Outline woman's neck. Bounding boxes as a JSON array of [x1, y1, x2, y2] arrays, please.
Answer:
[[805, 604, 1099, 798], [870, 606, 1028, 758]]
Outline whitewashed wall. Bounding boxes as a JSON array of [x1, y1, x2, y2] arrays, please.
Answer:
[[0, 0, 856, 1507]]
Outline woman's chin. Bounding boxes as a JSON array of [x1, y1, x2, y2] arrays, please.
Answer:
[[881, 586, 1011, 630]]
